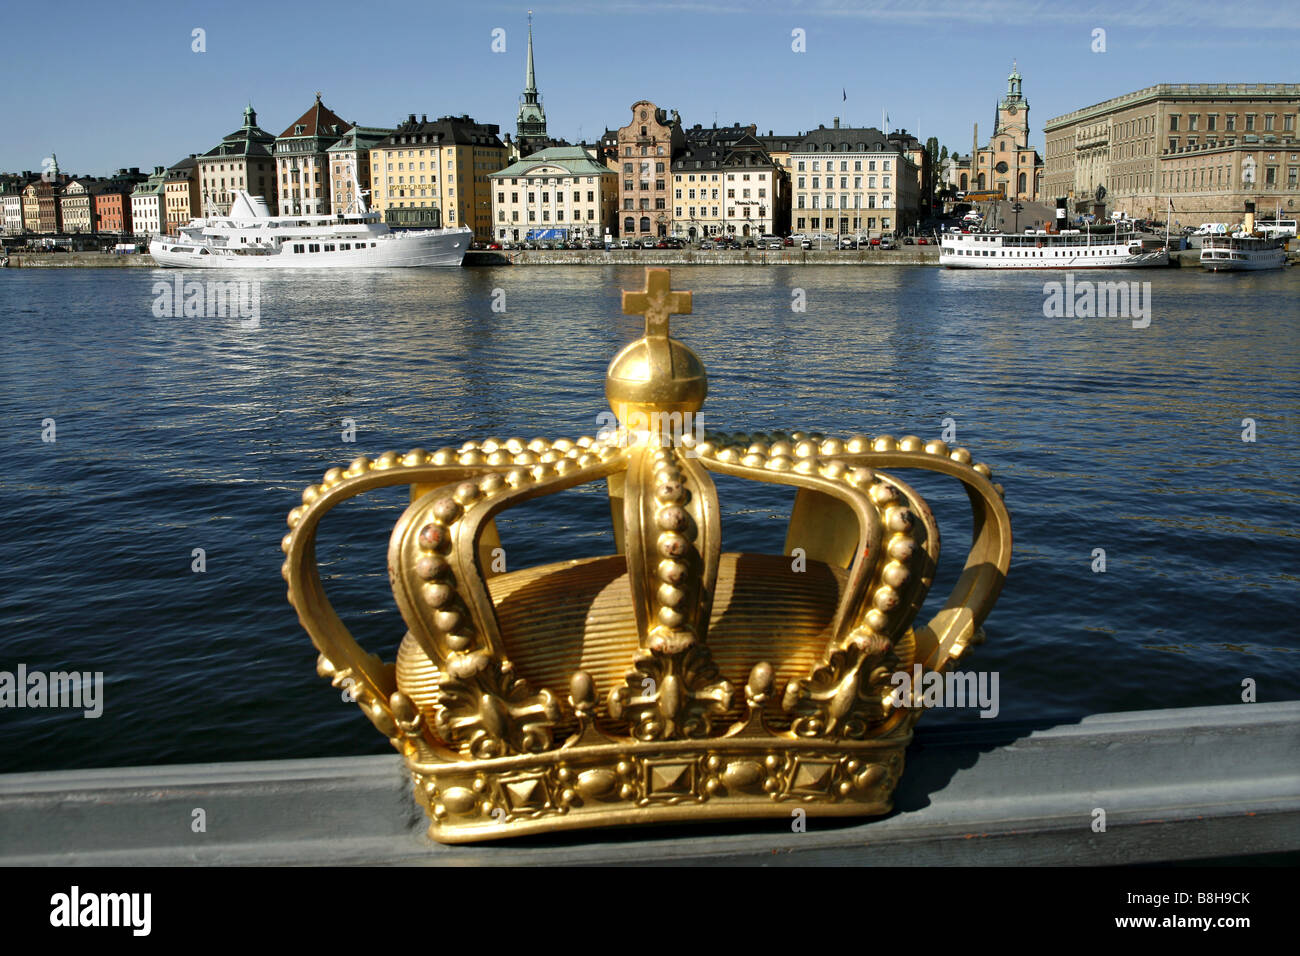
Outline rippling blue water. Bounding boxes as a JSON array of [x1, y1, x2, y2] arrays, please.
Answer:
[[1, 264, 1297, 771]]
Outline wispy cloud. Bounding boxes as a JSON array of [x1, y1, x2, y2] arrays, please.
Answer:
[[524, 0, 1300, 31]]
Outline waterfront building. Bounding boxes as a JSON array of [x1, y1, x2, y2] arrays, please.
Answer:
[[757, 132, 802, 175], [368, 114, 506, 239], [671, 134, 788, 239], [163, 155, 200, 236], [198, 104, 278, 215], [489, 145, 616, 242], [2, 191, 24, 235], [1043, 83, 1300, 223], [970, 64, 1042, 201], [1, 173, 37, 234], [93, 170, 145, 235], [788, 121, 920, 236], [328, 125, 391, 214], [888, 129, 935, 214], [59, 178, 101, 234], [275, 94, 347, 216], [614, 101, 686, 238], [131, 166, 168, 237]]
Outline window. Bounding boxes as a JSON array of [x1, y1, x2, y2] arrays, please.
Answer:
[[1246, 114, 1255, 131], [1169, 115, 1179, 131], [1226, 115, 1236, 131]]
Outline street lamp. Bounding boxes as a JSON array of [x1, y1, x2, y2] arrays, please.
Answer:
[[1011, 200, 1023, 234]]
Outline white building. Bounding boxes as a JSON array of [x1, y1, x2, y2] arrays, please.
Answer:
[[789, 123, 920, 235], [131, 167, 167, 237], [2, 191, 26, 234], [489, 146, 617, 242]]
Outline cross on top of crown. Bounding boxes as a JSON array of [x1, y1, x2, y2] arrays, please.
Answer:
[[622, 268, 692, 339]]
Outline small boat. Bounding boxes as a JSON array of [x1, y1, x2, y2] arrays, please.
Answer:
[[1200, 233, 1288, 272], [149, 190, 471, 269]]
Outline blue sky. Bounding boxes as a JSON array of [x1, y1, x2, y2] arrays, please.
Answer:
[[1, 0, 1296, 176]]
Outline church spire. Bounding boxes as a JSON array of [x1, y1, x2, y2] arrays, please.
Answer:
[[523, 11, 538, 101], [516, 10, 548, 155]]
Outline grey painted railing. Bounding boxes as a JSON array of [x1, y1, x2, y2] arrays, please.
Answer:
[[1, 702, 1296, 865]]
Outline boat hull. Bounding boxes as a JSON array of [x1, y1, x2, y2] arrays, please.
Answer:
[[149, 228, 471, 268], [939, 251, 1169, 269], [1200, 250, 1287, 272]]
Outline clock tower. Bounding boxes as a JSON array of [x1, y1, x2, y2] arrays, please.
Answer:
[[996, 61, 1029, 149]]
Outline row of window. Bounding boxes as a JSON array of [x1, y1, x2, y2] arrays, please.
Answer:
[[497, 191, 599, 203], [498, 209, 599, 222], [674, 207, 768, 218], [795, 159, 891, 172], [1170, 113, 1293, 133], [793, 217, 891, 230], [798, 176, 888, 189], [623, 180, 667, 191], [796, 195, 891, 209], [496, 177, 600, 185]]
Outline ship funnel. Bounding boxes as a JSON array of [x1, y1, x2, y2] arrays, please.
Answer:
[[1244, 200, 1256, 235], [1055, 198, 1067, 233]]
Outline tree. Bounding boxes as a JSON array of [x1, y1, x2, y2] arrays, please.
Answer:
[[939, 145, 949, 163], [926, 136, 939, 165]]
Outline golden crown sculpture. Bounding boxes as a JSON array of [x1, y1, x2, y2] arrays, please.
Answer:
[[282, 268, 1012, 843]]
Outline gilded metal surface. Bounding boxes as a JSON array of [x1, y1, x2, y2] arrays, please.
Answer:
[[282, 268, 1013, 843]]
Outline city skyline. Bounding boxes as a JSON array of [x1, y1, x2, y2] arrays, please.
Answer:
[[1, 0, 1297, 176]]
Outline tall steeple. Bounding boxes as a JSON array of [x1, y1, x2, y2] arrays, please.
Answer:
[[244, 102, 258, 128], [523, 11, 538, 102], [516, 10, 548, 155]]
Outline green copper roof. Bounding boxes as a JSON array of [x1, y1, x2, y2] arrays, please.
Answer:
[[491, 146, 612, 178]]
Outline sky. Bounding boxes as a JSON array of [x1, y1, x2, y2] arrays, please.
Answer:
[[1, 0, 1297, 176]]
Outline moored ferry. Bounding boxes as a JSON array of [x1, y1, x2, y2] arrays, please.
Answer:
[[149, 190, 471, 268], [940, 228, 1169, 269], [1200, 234, 1288, 272]]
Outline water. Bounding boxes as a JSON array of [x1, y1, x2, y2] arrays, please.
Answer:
[[1, 264, 1297, 772]]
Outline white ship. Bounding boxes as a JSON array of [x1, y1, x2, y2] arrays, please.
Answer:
[[1200, 233, 1288, 272], [149, 191, 471, 268], [940, 228, 1168, 269]]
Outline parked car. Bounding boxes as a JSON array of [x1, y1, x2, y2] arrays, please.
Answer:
[[800, 238, 813, 249], [880, 237, 895, 249], [700, 239, 716, 250], [902, 236, 914, 245], [486, 242, 502, 250], [783, 237, 794, 246], [618, 238, 632, 248], [869, 237, 881, 246], [838, 236, 857, 249], [917, 237, 928, 245]]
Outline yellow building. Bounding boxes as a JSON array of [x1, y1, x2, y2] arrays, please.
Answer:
[[163, 156, 200, 236], [368, 114, 506, 239]]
